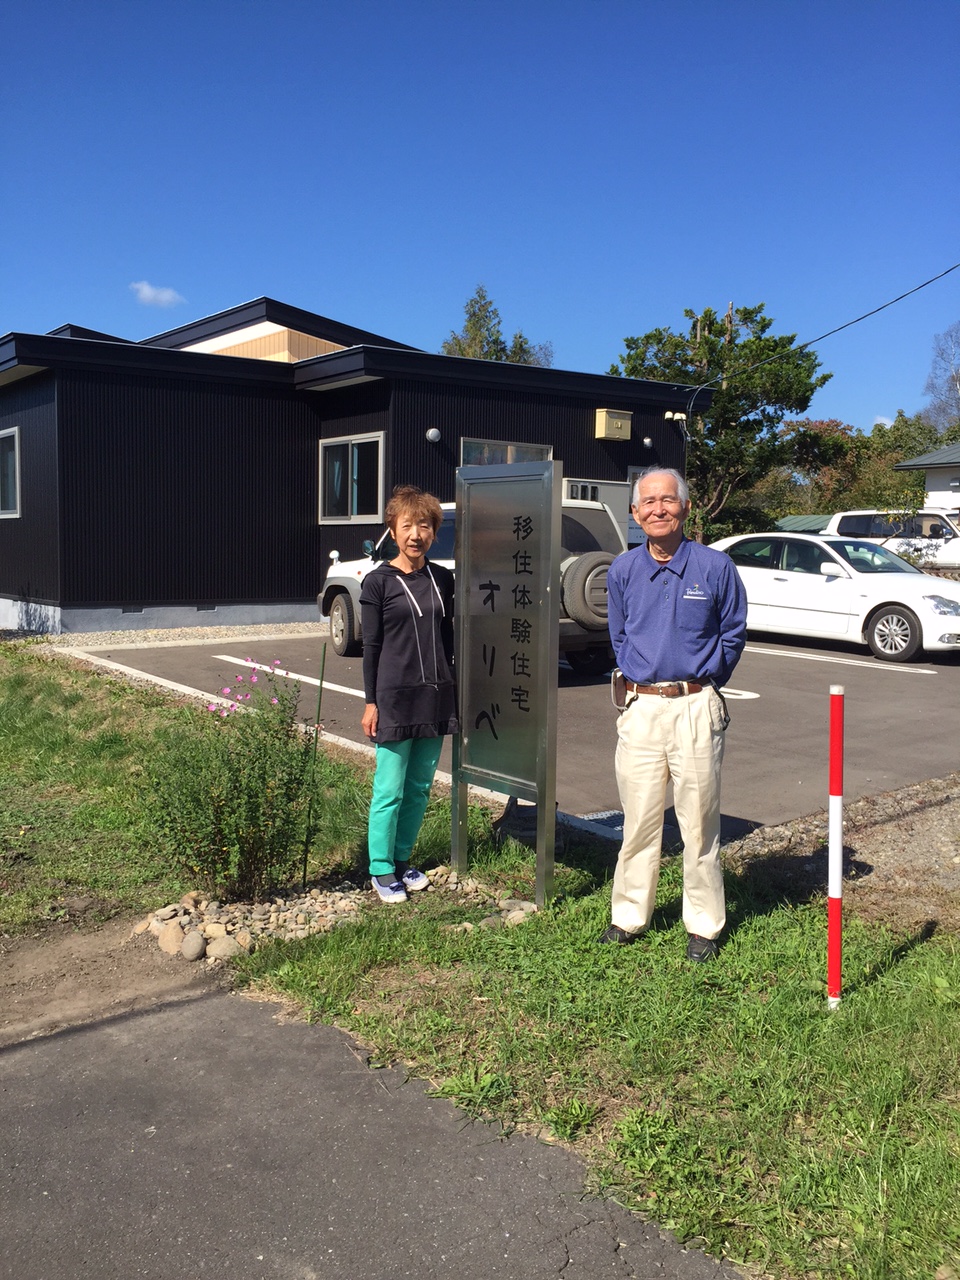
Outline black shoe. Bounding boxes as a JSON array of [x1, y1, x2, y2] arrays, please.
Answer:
[[599, 924, 641, 945], [686, 933, 719, 962]]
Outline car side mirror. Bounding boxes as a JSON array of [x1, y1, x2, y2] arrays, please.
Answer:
[[820, 562, 844, 578], [361, 539, 375, 557]]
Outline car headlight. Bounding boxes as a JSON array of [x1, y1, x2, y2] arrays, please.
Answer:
[[923, 594, 960, 616]]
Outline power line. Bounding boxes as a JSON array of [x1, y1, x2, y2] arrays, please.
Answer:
[[682, 258, 960, 417]]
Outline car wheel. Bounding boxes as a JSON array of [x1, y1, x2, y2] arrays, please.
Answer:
[[561, 551, 616, 630], [565, 647, 614, 677], [866, 605, 922, 662], [329, 593, 360, 657]]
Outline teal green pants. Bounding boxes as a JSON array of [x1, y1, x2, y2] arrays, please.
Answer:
[[367, 737, 443, 877]]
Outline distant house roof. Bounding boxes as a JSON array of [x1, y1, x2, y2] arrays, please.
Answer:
[[775, 514, 830, 532], [894, 441, 960, 470]]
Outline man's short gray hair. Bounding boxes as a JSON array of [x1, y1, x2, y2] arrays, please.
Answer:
[[632, 467, 690, 506]]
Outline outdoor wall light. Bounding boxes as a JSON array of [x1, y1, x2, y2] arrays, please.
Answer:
[[425, 428, 442, 443], [642, 436, 653, 447]]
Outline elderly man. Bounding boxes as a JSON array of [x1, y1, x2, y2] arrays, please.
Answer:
[[601, 467, 746, 961]]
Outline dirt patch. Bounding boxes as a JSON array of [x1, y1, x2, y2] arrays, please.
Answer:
[[0, 915, 230, 1048], [724, 772, 960, 934], [2, 774, 958, 1048]]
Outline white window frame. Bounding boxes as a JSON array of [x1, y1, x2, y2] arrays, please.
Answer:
[[0, 426, 21, 519], [318, 430, 384, 525]]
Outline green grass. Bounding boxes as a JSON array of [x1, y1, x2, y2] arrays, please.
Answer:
[[3, 639, 959, 1279], [0, 643, 374, 930], [236, 856, 960, 1279]]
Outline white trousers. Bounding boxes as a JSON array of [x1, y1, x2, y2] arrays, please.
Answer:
[[612, 686, 727, 939]]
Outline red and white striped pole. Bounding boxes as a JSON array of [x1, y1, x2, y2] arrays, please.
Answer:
[[827, 684, 844, 1009]]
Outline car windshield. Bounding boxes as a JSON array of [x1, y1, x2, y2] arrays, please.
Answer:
[[829, 539, 923, 574]]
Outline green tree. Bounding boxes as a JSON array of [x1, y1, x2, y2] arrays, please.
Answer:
[[609, 303, 831, 538], [748, 419, 862, 520], [758, 412, 933, 521], [441, 285, 553, 366]]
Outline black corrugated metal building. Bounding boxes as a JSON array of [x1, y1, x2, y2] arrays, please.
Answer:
[[0, 297, 705, 633]]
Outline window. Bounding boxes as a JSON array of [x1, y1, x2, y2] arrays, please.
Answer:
[[460, 438, 552, 465], [781, 540, 830, 574], [726, 537, 779, 569], [0, 427, 20, 518], [319, 431, 383, 523]]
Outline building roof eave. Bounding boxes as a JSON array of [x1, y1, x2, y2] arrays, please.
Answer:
[[0, 332, 296, 390], [140, 297, 419, 353], [894, 442, 960, 470], [294, 344, 712, 409]]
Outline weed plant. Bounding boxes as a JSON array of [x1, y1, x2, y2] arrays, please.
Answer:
[[146, 664, 320, 899]]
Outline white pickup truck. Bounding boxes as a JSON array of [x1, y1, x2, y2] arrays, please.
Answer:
[[820, 508, 960, 569], [318, 498, 626, 676]]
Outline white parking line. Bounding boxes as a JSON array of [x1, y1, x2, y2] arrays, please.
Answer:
[[744, 645, 935, 674], [213, 655, 365, 699], [720, 688, 759, 699]]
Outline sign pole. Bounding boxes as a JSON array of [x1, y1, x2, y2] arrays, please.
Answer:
[[827, 684, 844, 1009]]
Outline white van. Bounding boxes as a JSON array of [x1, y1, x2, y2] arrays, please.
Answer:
[[820, 508, 960, 569]]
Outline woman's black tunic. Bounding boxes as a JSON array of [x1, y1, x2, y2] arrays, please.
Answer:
[[359, 561, 458, 743]]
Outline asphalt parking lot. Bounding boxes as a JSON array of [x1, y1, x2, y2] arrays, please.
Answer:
[[65, 629, 960, 837]]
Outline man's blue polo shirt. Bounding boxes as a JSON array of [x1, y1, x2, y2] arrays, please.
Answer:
[[607, 537, 747, 687]]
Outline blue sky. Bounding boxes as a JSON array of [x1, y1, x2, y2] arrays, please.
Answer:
[[2, 0, 957, 432]]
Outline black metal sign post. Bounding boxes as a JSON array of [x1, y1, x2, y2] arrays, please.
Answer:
[[451, 462, 561, 906]]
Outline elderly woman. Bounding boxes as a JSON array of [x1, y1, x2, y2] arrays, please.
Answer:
[[360, 485, 458, 903]]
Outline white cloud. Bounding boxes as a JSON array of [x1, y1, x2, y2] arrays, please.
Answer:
[[129, 280, 186, 308], [873, 415, 893, 428]]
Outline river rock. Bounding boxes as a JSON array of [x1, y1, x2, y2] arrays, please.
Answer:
[[157, 920, 185, 955], [181, 930, 207, 962], [207, 935, 243, 960]]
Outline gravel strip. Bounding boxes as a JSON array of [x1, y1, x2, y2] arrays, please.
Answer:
[[5, 621, 330, 650], [134, 869, 539, 964]]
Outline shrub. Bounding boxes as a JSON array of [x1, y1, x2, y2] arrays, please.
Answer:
[[147, 664, 315, 900]]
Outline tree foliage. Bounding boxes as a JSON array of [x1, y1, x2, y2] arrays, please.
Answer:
[[441, 285, 553, 367], [748, 411, 945, 523], [922, 320, 960, 433], [609, 303, 831, 538]]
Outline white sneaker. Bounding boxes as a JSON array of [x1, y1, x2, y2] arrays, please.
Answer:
[[371, 876, 407, 904], [399, 865, 429, 892]]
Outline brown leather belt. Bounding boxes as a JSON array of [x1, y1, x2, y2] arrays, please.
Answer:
[[625, 680, 705, 698]]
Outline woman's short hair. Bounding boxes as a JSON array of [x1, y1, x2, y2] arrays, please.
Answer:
[[632, 467, 690, 506], [385, 485, 443, 533]]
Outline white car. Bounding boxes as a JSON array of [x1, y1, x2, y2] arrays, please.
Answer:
[[710, 532, 960, 662], [320, 499, 627, 676], [818, 508, 960, 570]]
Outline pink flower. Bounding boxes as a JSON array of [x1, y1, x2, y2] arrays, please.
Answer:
[[222, 687, 231, 696], [244, 692, 251, 700], [219, 709, 229, 718], [271, 697, 279, 704], [229, 702, 238, 710], [235, 674, 244, 682], [206, 703, 217, 712], [250, 674, 258, 683], [272, 659, 281, 666]]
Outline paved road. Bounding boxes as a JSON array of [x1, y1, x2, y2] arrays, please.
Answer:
[[0, 991, 741, 1280], [68, 630, 960, 835]]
